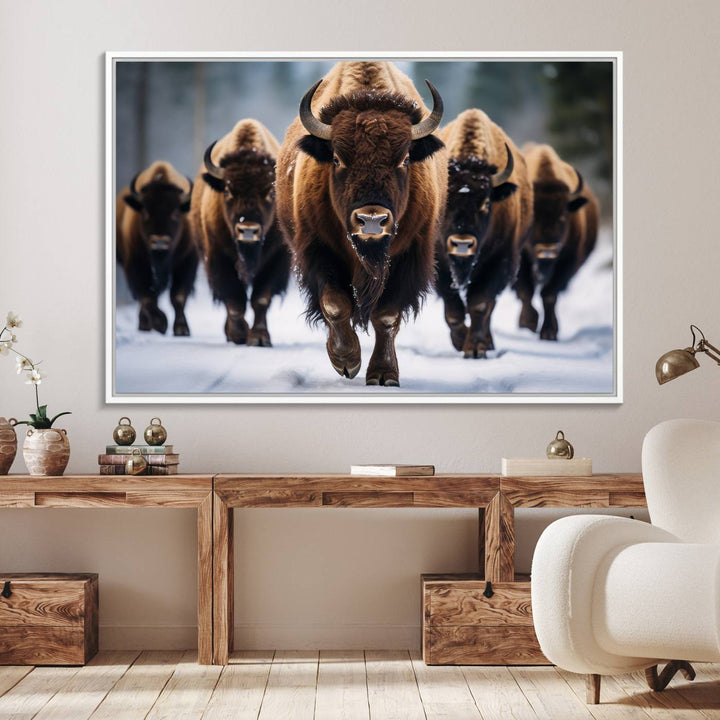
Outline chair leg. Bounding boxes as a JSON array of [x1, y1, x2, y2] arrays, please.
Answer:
[[586, 674, 601, 704], [645, 661, 696, 692]]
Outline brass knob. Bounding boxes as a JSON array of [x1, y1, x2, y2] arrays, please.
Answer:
[[546, 430, 574, 459], [144, 417, 167, 446], [113, 417, 136, 446]]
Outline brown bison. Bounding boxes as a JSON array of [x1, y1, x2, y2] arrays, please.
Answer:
[[116, 161, 197, 335], [191, 119, 290, 345], [276, 61, 447, 386], [514, 143, 599, 340], [436, 109, 533, 358]]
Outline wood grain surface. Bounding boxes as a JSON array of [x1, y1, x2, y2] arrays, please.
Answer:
[[0, 580, 86, 626], [425, 626, 546, 665], [197, 494, 213, 666], [0, 627, 88, 665], [4, 652, 717, 718], [501, 474, 645, 507], [426, 580, 534, 627], [484, 492, 515, 583], [216, 474, 502, 508], [0, 477, 214, 665], [0, 574, 98, 666], [213, 493, 234, 665]]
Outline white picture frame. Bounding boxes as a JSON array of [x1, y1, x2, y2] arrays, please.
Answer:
[[106, 51, 622, 404]]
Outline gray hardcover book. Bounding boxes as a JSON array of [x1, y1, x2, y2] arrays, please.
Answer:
[[104, 445, 174, 455]]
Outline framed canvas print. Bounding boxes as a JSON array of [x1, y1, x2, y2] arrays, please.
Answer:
[[106, 51, 622, 404]]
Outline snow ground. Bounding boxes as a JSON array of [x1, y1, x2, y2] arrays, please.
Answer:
[[115, 230, 616, 398]]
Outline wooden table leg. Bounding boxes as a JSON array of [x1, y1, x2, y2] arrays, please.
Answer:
[[197, 493, 213, 665], [484, 492, 515, 582], [478, 507, 486, 577], [213, 492, 234, 665]]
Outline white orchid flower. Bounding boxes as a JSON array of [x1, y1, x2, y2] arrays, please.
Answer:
[[6, 312, 22, 329], [25, 368, 46, 385], [0, 342, 9, 356], [16, 356, 32, 373]]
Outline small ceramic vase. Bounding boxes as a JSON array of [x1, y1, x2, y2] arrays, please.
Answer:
[[23, 428, 71, 476], [0, 417, 18, 475]]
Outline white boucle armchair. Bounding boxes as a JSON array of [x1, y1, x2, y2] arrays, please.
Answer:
[[531, 418, 720, 704]]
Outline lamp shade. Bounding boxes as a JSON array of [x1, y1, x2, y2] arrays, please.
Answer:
[[655, 348, 700, 384]]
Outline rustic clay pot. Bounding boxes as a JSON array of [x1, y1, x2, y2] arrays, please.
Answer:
[[0, 417, 18, 475], [22, 428, 70, 476]]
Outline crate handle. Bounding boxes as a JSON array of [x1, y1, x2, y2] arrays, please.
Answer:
[[483, 581, 494, 599], [1, 581, 10, 599]]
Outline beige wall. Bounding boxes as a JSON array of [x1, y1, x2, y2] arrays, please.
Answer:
[[1, 0, 718, 649]]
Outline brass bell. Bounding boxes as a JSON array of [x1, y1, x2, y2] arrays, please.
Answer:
[[125, 448, 147, 475], [113, 417, 136, 446], [546, 430, 574, 459], [144, 417, 167, 446]]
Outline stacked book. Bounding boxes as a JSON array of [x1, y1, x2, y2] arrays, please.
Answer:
[[350, 464, 434, 477], [98, 445, 180, 475]]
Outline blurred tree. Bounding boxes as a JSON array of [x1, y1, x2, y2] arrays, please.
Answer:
[[463, 62, 545, 134], [193, 63, 206, 170], [544, 61, 613, 182], [135, 63, 148, 171]]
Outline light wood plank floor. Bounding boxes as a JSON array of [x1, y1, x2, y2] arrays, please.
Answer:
[[0, 651, 717, 720]]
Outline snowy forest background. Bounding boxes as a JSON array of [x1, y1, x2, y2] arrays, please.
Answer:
[[113, 59, 616, 398]]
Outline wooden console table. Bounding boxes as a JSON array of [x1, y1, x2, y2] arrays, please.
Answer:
[[0, 473, 647, 666], [0, 475, 214, 665], [212, 473, 646, 665]]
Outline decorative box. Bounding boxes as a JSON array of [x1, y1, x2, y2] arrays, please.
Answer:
[[0, 573, 99, 665], [422, 573, 548, 665]]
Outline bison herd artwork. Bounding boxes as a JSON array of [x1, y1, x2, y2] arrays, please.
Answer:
[[112, 57, 617, 399]]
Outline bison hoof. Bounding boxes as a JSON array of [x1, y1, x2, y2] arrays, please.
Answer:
[[327, 333, 361, 380], [463, 345, 488, 359], [331, 359, 361, 379], [139, 307, 167, 334], [152, 311, 168, 335], [540, 328, 558, 341], [366, 370, 399, 387], [173, 320, 190, 337], [225, 316, 249, 344], [247, 329, 272, 347], [450, 325, 467, 352], [519, 306, 539, 332]]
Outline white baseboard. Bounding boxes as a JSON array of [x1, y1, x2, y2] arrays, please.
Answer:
[[100, 625, 198, 650], [234, 623, 420, 650], [99, 624, 421, 650]]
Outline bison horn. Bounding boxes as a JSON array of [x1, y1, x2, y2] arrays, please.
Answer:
[[129, 172, 142, 199], [491, 143, 514, 187], [299, 79, 332, 141], [411, 80, 444, 140], [203, 141, 225, 181], [180, 175, 193, 204], [570, 169, 584, 198]]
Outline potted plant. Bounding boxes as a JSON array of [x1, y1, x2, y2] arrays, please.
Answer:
[[1, 312, 72, 476]]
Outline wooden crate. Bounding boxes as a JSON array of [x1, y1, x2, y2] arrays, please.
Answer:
[[0, 573, 98, 665], [422, 573, 548, 665]]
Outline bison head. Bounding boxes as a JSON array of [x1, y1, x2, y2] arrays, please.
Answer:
[[124, 172, 192, 290], [296, 79, 444, 282], [202, 144, 276, 278], [529, 170, 587, 285], [442, 148, 517, 289]]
